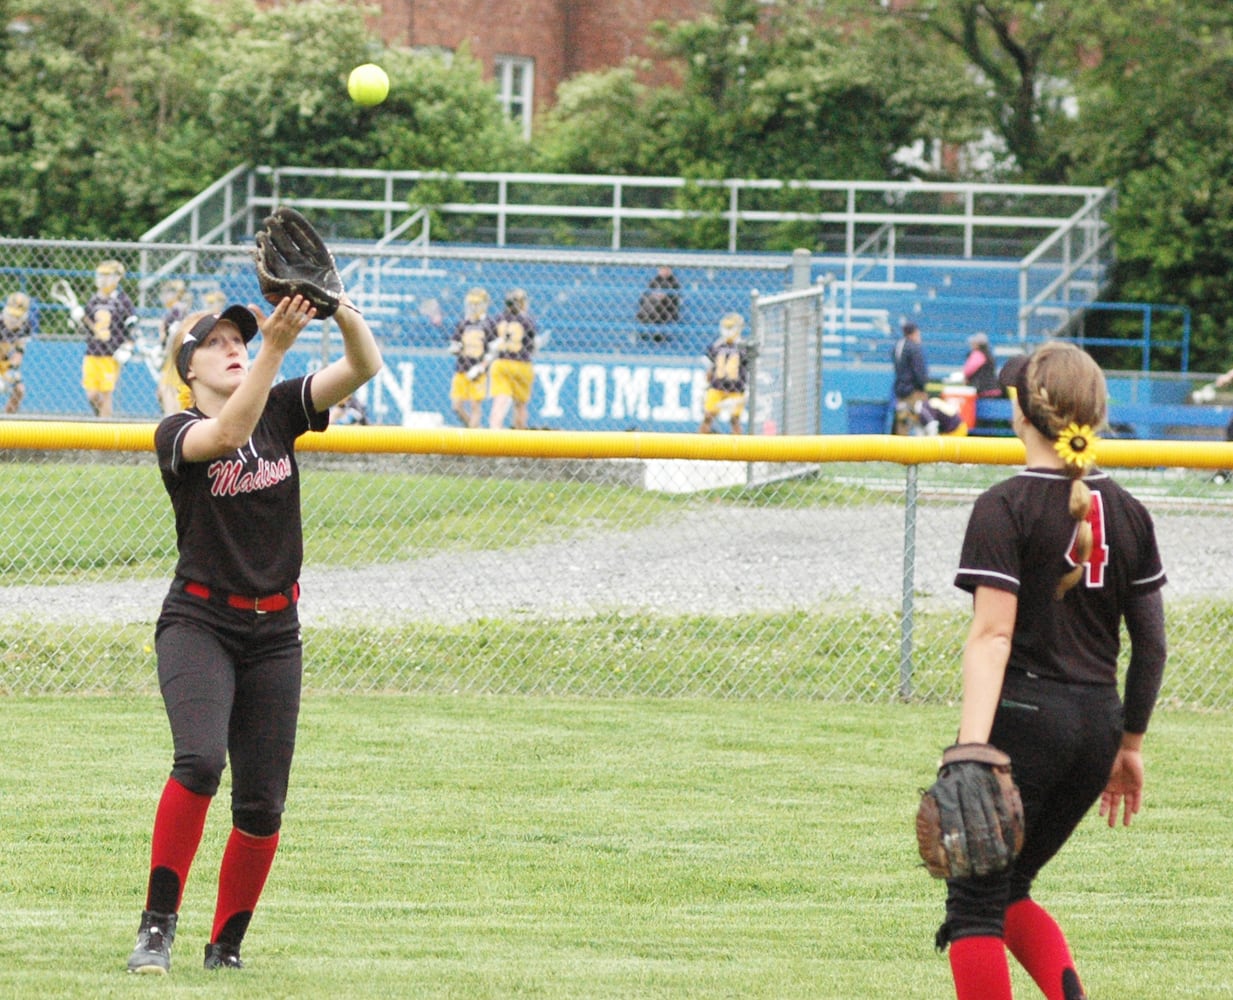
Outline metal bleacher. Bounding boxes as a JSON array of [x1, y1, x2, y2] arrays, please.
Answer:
[[137, 167, 1120, 366]]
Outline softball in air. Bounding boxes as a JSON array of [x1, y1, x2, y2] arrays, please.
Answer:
[[347, 63, 389, 107]]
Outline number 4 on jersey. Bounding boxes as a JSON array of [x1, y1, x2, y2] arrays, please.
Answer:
[[1067, 490, 1108, 587]]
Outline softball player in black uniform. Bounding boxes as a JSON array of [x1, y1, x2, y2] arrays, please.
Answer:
[[126, 291, 381, 975], [938, 342, 1167, 1000]]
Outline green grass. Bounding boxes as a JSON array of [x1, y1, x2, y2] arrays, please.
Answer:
[[1, 696, 1230, 998], [7, 601, 1233, 711]]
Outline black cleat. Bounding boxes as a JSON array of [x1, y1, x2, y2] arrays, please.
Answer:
[[127, 910, 177, 975], [204, 942, 244, 970], [1062, 968, 1087, 1000]]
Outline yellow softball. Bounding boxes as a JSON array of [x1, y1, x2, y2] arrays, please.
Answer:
[[347, 64, 389, 107]]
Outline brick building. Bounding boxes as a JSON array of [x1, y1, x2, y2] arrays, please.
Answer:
[[364, 0, 709, 137]]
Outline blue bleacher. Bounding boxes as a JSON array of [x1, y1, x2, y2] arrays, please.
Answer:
[[337, 253, 784, 355]]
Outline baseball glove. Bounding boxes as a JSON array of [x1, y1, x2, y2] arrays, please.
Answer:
[[253, 207, 343, 318], [915, 743, 1025, 880]]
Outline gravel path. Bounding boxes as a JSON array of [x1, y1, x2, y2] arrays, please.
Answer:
[[4, 498, 1230, 627]]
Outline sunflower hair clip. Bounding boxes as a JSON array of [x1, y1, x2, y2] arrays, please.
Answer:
[[1054, 422, 1098, 470]]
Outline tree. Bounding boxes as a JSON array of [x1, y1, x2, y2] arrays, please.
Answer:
[[1064, 1, 1233, 370], [536, 0, 940, 183], [0, 0, 526, 239], [875, 0, 1103, 182]]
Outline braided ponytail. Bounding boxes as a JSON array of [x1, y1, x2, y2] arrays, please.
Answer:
[[1018, 343, 1106, 599]]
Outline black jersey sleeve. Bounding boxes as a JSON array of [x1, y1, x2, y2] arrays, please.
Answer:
[[155, 410, 201, 477], [1121, 588, 1166, 734], [954, 490, 1022, 596]]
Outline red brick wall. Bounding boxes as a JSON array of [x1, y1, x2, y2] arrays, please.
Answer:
[[362, 0, 708, 118], [566, 0, 704, 87]]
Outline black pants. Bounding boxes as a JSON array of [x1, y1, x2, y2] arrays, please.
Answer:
[[942, 670, 1123, 942], [155, 589, 303, 837]]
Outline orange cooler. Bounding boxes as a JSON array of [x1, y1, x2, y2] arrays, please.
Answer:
[[940, 385, 978, 429]]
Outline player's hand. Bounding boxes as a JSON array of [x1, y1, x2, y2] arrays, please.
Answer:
[[1099, 747, 1144, 828], [258, 295, 315, 352]]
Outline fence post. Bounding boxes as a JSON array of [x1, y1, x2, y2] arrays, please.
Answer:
[[899, 464, 918, 698]]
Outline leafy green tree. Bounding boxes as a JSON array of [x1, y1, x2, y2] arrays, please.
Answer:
[[537, 0, 937, 183], [874, 0, 1100, 182], [0, 0, 525, 239], [0, 0, 229, 237], [1064, 1, 1233, 370]]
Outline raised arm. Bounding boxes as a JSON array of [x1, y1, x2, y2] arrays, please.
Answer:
[[309, 294, 383, 414], [180, 297, 314, 461]]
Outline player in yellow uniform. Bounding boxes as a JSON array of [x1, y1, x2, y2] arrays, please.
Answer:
[[0, 292, 31, 414], [488, 288, 538, 430], [77, 260, 137, 418], [699, 313, 753, 434], [449, 288, 497, 427]]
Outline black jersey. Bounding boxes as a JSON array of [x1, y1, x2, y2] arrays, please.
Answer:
[[955, 467, 1166, 686], [83, 290, 136, 357], [704, 339, 751, 393], [155, 375, 328, 595], [493, 311, 537, 362], [451, 316, 496, 372]]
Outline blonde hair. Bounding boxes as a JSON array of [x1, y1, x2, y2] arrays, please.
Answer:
[[162, 309, 212, 405], [1019, 341, 1107, 598], [5, 291, 30, 317]]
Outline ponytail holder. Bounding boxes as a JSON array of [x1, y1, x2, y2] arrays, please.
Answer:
[[1054, 422, 1098, 470]]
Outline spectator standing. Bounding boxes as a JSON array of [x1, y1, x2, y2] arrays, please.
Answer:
[[698, 313, 753, 435], [891, 321, 929, 434], [0, 291, 31, 414], [488, 288, 538, 430], [448, 288, 497, 428], [78, 259, 137, 418]]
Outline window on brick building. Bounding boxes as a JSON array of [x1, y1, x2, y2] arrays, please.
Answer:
[[494, 55, 534, 140]]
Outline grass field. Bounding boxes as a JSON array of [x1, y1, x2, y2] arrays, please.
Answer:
[[3, 696, 1230, 998]]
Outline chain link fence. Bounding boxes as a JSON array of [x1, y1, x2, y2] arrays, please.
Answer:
[[0, 237, 808, 429], [2, 427, 1231, 714]]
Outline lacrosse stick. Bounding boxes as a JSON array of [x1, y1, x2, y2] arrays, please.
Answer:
[[49, 279, 85, 328]]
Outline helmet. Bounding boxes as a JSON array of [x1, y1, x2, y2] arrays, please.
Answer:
[[505, 288, 528, 313], [4, 291, 30, 320], [95, 260, 124, 292], [720, 312, 744, 342], [465, 287, 490, 319], [160, 279, 187, 303]]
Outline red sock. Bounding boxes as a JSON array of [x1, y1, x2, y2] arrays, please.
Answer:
[[146, 778, 212, 913], [1004, 898, 1083, 1000], [211, 828, 280, 945], [949, 935, 1013, 1000]]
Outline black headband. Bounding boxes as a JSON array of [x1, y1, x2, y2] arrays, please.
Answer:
[[175, 305, 259, 384], [998, 353, 1055, 440]]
